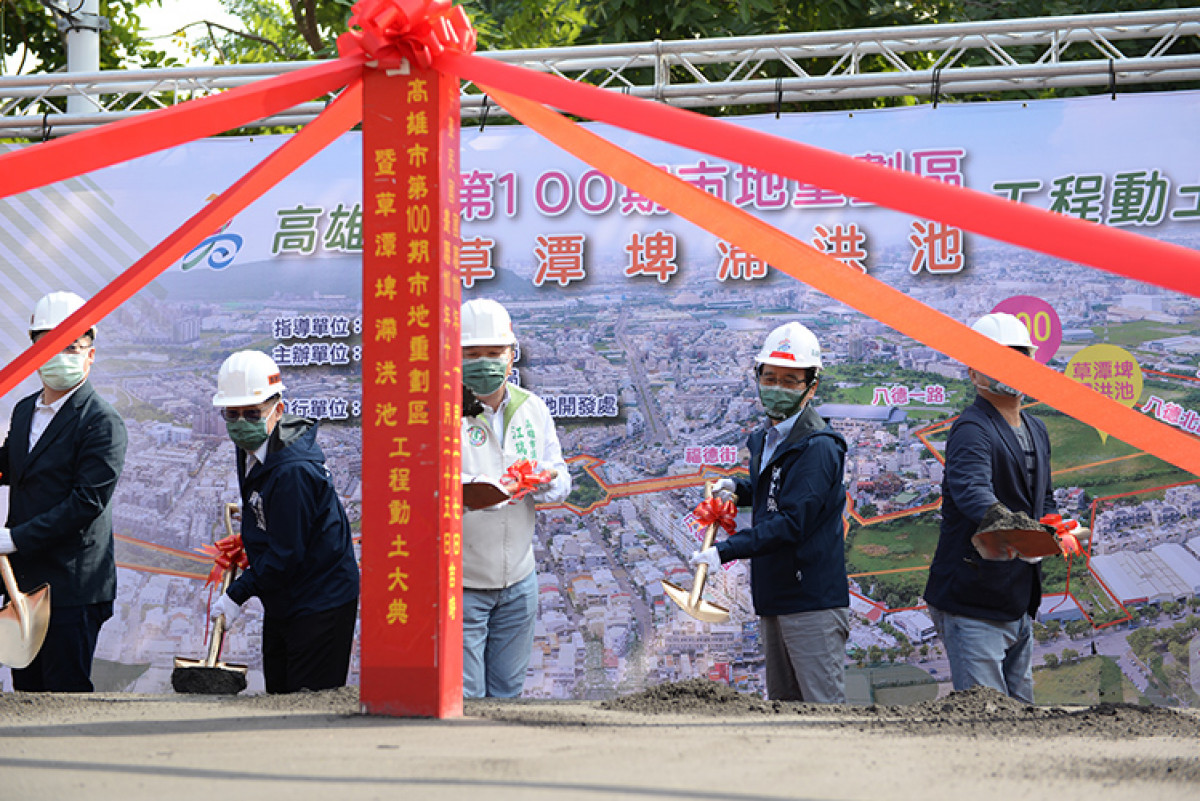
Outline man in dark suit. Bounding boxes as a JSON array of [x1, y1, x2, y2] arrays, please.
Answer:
[[0, 291, 127, 692], [924, 312, 1056, 704]]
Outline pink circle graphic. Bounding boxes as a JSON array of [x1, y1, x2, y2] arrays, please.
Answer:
[[991, 295, 1062, 364]]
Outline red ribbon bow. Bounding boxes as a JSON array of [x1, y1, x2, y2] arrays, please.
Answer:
[[694, 497, 738, 537], [199, 534, 250, 587], [503, 459, 553, 501], [338, 0, 476, 69], [1040, 513, 1082, 557]]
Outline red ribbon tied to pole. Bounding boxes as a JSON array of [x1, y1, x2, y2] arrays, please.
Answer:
[[199, 535, 250, 587], [693, 497, 738, 537], [338, 0, 476, 68], [502, 459, 553, 501]]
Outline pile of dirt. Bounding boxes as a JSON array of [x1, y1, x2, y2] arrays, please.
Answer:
[[600, 680, 1200, 740], [601, 677, 777, 715]]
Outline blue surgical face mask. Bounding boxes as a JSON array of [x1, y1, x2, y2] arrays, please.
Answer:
[[462, 356, 509, 397], [758, 385, 807, 421], [38, 352, 88, 392]]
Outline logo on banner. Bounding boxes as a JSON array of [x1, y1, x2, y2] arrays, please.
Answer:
[[181, 221, 244, 271]]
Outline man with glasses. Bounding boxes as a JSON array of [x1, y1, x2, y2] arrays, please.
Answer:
[[690, 322, 850, 702], [209, 350, 359, 694], [0, 291, 127, 691], [923, 313, 1055, 704]]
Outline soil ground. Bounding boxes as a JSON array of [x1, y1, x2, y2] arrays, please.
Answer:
[[0, 681, 1197, 801]]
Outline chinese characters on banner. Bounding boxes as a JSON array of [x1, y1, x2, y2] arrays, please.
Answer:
[[1065, 343, 1144, 444], [359, 62, 462, 718]]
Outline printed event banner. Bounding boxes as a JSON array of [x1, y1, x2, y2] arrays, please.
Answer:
[[0, 89, 1198, 702]]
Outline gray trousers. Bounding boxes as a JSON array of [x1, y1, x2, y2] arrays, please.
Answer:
[[761, 607, 850, 703]]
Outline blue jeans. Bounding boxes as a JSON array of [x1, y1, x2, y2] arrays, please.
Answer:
[[462, 571, 538, 698], [928, 605, 1034, 704]]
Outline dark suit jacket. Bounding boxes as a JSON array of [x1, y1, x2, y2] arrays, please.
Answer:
[[924, 395, 1056, 621], [0, 381, 127, 607]]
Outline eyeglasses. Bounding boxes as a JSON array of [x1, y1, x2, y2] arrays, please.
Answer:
[[31, 334, 92, 355], [758, 375, 807, 390], [220, 405, 275, 422]]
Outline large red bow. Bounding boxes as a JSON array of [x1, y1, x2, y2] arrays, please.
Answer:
[[503, 458, 553, 501], [1040, 513, 1083, 557], [338, 0, 476, 68], [694, 497, 738, 537], [199, 534, 250, 587]]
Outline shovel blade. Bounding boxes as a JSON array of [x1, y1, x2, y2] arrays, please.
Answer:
[[661, 580, 730, 624], [0, 584, 51, 669]]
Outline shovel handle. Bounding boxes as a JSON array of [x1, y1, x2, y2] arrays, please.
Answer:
[[204, 502, 243, 667], [687, 481, 716, 609]]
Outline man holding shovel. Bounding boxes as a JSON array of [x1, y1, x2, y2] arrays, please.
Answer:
[[690, 322, 850, 703], [209, 351, 359, 694], [0, 291, 127, 692], [923, 313, 1056, 704]]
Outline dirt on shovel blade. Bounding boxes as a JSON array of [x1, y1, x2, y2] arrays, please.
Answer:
[[170, 666, 247, 695]]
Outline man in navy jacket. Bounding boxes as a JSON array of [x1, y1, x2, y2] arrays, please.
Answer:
[[0, 291, 127, 692], [209, 351, 359, 694], [691, 322, 849, 703], [924, 313, 1056, 704]]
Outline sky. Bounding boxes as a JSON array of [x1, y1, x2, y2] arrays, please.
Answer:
[[137, 0, 242, 64]]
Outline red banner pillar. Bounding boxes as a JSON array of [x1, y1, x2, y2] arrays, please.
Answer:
[[360, 58, 463, 717]]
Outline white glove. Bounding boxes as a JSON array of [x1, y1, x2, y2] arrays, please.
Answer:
[[0, 527, 14, 555], [689, 546, 722, 572], [712, 478, 736, 498], [210, 593, 243, 625]]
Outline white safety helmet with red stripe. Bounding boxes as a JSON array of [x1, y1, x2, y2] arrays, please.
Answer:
[[755, 322, 823, 371], [213, 350, 286, 407]]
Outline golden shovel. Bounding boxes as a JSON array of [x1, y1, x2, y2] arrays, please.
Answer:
[[662, 481, 730, 624], [0, 553, 51, 669]]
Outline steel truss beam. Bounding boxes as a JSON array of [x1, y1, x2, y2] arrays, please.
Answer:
[[1, 8, 1199, 138]]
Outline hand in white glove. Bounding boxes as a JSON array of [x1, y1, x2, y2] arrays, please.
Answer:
[[0, 527, 14, 555], [210, 593, 243, 626], [689, 546, 722, 572], [712, 478, 736, 499]]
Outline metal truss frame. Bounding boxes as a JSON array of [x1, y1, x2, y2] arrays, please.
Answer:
[[2, 8, 1199, 138]]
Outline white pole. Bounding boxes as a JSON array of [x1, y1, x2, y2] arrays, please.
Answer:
[[65, 0, 102, 116]]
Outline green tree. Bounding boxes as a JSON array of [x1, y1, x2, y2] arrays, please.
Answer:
[[1061, 647, 1079, 663], [1043, 653, 1059, 668], [1, 0, 174, 76], [194, 0, 353, 63]]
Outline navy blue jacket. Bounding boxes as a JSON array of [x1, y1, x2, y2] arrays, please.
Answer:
[[0, 381, 126, 607], [716, 405, 849, 616], [227, 415, 359, 619], [924, 395, 1056, 621]]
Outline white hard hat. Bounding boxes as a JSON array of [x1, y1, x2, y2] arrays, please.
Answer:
[[971, 312, 1034, 353], [30, 291, 91, 335], [755, 322, 822, 370], [462, 299, 516, 347], [213, 351, 286, 407]]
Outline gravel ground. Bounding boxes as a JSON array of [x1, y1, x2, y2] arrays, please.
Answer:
[[0, 681, 1196, 800]]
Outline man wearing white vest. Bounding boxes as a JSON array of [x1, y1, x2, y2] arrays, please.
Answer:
[[460, 299, 571, 698]]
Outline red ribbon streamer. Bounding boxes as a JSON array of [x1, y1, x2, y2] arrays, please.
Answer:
[[338, 0, 475, 68], [0, 82, 364, 402], [479, 85, 1200, 479], [440, 52, 1200, 300], [1041, 514, 1083, 556], [503, 459, 553, 501], [199, 534, 250, 586], [0, 58, 362, 202], [694, 497, 738, 537]]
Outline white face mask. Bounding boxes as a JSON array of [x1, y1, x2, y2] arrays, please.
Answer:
[[38, 351, 89, 391]]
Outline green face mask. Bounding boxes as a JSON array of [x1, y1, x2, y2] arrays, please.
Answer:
[[463, 356, 509, 397], [226, 418, 270, 452], [758, 385, 807, 421], [38, 352, 88, 392]]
